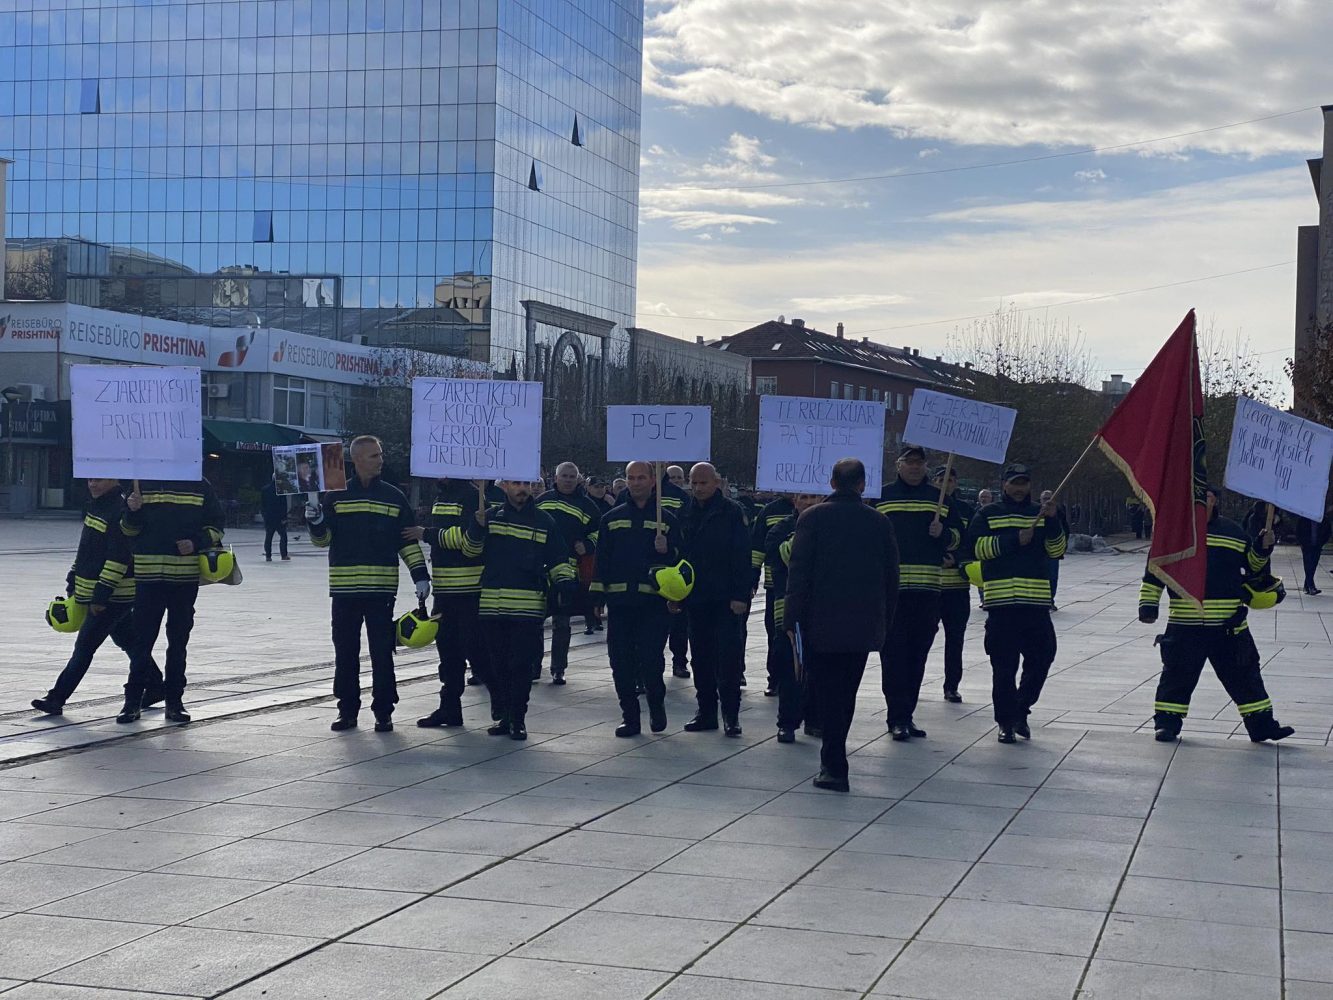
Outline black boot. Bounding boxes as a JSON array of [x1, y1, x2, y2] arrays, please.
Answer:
[[116, 694, 142, 724], [487, 720, 511, 736], [723, 712, 742, 738], [31, 696, 64, 716], [140, 685, 166, 709], [648, 701, 668, 734], [374, 714, 393, 733], [164, 699, 191, 723], [331, 714, 358, 732], [509, 717, 528, 741], [551, 671, 566, 686], [1245, 711, 1295, 743], [683, 714, 718, 732], [615, 721, 641, 738], [997, 726, 1017, 744]]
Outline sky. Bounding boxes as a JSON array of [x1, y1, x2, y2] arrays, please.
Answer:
[[632, 0, 1333, 392]]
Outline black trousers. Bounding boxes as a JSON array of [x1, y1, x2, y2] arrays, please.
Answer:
[[811, 651, 869, 780], [687, 600, 744, 719], [880, 591, 941, 726], [940, 588, 970, 693], [128, 582, 198, 699], [768, 625, 805, 729], [607, 602, 670, 725], [542, 613, 572, 676], [763, 590, 778, 684], [482, 616, 543, 725], [1301, 545, 1322, 589], [433, 593, 485, 705], [263, 519, 288, 559], [984, 606, 1057, 727], [737, 601, 751, 678], [48, 603, 162, 704], [668, 608, 690, 668], [1154, 625, 1275, 734], [332, 594, 398, 718]]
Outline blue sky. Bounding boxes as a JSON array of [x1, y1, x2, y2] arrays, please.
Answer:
[[631, 0, 1333, 390]]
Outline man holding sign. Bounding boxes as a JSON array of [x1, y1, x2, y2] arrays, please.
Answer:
[[875, 445, 964, 741], [308, 435, 430, 733]]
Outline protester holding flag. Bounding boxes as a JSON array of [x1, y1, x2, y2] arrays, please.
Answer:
[[969, 465, 1066, 743], [308, 435, 429, 733], [932, 465, 972, 702], [875, 445, 963, 740], [1140, 486, 1294, 743]]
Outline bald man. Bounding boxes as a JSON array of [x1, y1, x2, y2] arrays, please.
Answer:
[[679, 462, 752, 736], [535, 461, 604, 683]]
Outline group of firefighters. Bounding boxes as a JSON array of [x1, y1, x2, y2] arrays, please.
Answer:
[[34, 433, 1296, 784]]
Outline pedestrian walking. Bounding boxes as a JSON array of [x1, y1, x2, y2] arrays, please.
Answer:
[[970, 465, 1066, 743], [117, 476, 225, 724], [932, 465, 972, 703], [764, 491, 824, 741], [535, 462, 602, 683], [592, 461, 681, 736], [463, 478, 578, 740], [875, 445, 963, 740], [33, 479, 163, 716], [260, 477, 290, 562], [785, 459, 899, 792], [1297, 509, 1331, 595], [679, 462, 751, 736], [307, 435, 430, 733], [1141, 486, 1294, 743]]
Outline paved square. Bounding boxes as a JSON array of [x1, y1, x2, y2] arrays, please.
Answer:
[[1, 521, 1331, 998]]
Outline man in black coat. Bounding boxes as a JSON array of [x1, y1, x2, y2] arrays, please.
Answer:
[[679, 461, 752, 736], [260, 477, 290, 561], [1297, 509, 1332, 595], [785, 458, 899, 792]]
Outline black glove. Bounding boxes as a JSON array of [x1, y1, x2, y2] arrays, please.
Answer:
[[1138, 606, 1158, 624]]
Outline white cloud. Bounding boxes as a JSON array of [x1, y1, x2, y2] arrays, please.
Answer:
[[641, 207, 779, 229], [1074, 168, 1108, 183], [645, 0, 1333, 155], [640, 133, 802, 232], [918, 148, 940, 158], [636, 168, 1312, 376]]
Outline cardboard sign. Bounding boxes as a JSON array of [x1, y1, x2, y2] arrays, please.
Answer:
[[272, 442, 347, 495], [903, 388, 1017, 465], [606, 405, 711, 462], [756, 395, 887, 499], [1224, 396, 1333, 520], [410, 378, 543, 481], [70, 364, 202, 480]]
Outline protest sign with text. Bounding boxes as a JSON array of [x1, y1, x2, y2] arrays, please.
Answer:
[[903, 388, 1017, 465], [1223, 396, 1333, 521], [606, 405, 711, 462], [70, 364, 202, 480], [756, 395, 887, 499], [411, 378, 543, 481]]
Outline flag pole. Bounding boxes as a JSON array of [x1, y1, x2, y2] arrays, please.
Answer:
[[933, 453, 954, 523], [1048, 436, 1100, 505]]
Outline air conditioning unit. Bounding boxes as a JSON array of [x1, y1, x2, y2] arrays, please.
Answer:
[[14, 383, 47, 402], [207, 383, 230, 399]]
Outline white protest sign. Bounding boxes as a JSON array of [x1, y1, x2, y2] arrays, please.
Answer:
[[903, 388, 1017, 465], [756, 395, 887, 499], [1223, 396, 1333, 521], [411, 378, 543, 481], [606, 405, 711, 462], [70, 365, 202, 480]]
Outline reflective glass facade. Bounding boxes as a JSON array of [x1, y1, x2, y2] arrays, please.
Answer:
[[0, 0, 643, 384]]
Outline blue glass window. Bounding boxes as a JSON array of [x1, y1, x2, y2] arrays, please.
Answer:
[[252, 210, 274, 242], [79, 79, 100, 114]]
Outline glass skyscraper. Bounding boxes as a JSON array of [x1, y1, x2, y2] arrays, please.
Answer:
[[0, 0, 643, 406]]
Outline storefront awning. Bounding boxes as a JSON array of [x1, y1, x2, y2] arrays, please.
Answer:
[[203, 419, 305, 453]]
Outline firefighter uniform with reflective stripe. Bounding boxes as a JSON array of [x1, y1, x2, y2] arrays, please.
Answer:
[[536, 485, 602, 679], [41, 486, 162, 707], [969, 497, 1066, 728], [752, 496, 795, 690], [120, 480, 224, 703], [592, 499, 680, 730], [940, 496, 975, 696], [310, 475, 427, 721], [764, 512, 808, 731], [464, 498, 577, 729], [659, 478, 693, 674], [1140, 514, 1289, 740], [425, 480, 489, 723], [875, 479, 963, 729]]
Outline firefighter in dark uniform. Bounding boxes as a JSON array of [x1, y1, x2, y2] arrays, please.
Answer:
[[764, 492, 823, 741], [592, 461, 681, 736], [969, 464, 1066, 743], [875, 445, 963, 740], [463, 478, 577, 740], [1140, 486, 1294, 743], [679, 462, 752, 736], [308, 435, 429, 733], [932, 465, 973, 703], [662, 465, 692, 677], [409, 478, 490, 728], [535, 461, 602, 684], [117, 477, 224, 724], [751, 493, 795, 697], [33, 479, 163, 715]]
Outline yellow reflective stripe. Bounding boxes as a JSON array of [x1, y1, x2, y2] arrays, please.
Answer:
[[1237, 699, 1273, 716], [988, 516, 1042, 529], [120, 519, 141, 536], [141, 492, 204, 506], [939, 571, 969, 590], [400, 545, 426, 567], [333, 500, 400, 517], [538, 499, 593, 524], [311, 531, 331, 548], [608, 520, 632, 531], [549, 563, 576, 583], [750, 549, 764, 568], [590, 581, 606, 593], [875, 501, 944, 514], [83, 514, 108, 533], [975, 537, 1002, 560], [1208, 536, 1246, 551], [1045, 536, 1067, 558], [432, 503, 463, 516], [1246, 549, 1268, 572], [71, 576, 98, 599], [461, 534, 484, 558], [899, 564, 943, 586], [1155, 702, 1190, 716], [490, 522, 547, 544], [661, 497, 683, 510]]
